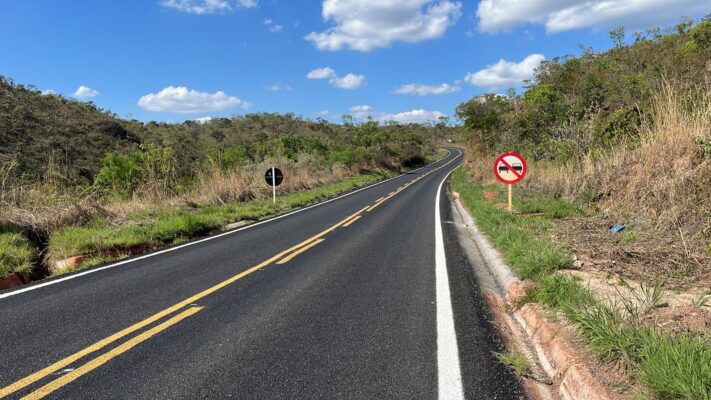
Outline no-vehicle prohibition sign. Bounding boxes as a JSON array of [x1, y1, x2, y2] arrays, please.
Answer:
[[494, 152, 527, 212], [494, 152, 527, 185]]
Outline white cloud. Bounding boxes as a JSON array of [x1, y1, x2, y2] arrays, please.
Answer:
[[348, 105, 374, 119], [347, 105, 445, 124], [306, 67, 336, 80], [160, 0, 257, 15], [74, 85, 99, 98], [330, 73, 365, 90], [393, 82, 461, 96], [381, 109, 446, 123], [306, 0, 462, 52], [41, 89, 56, 96], [137, 86, 247, 114], [193, 116, 213, 123], [306, 67, 365, 90], [465, 54, 544, 88], [317, 110, 330, 116], [476, 0, 708, 34], [264, 19, 283, 32]]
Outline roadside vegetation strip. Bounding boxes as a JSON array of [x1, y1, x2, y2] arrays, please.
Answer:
[[47, 172, 391, 273], [451, 166, 711, 400]]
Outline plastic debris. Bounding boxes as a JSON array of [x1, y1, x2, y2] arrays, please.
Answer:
[[609, 224, 626, 233]]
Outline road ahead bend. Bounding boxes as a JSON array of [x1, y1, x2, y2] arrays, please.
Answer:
[[0, 148, 524, 399]]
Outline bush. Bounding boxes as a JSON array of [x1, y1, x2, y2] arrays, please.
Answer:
[[0, 232, 35, 278]]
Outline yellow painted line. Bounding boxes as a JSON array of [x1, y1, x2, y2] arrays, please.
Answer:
[[0, 210, 360, 398], [342, 215, 361, 227], [366, 200, 386, 212], [340, 207, 368, 226], [365, 154, 461, 213], [276, 239, 325, 264], [22, 307, 203, 400]]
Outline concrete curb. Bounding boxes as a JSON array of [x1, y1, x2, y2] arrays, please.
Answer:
[[451, 193, 519, 293], [451, 195, 616, 400]]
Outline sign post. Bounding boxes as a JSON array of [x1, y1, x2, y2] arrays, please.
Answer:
[[264, 167, 284, 204], [271, 166, 276, 204], [508, 185, 513, 212], [493, 152, 527, 213]]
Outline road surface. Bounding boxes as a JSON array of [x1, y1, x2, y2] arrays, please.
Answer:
[[0, 148, 524, 399]]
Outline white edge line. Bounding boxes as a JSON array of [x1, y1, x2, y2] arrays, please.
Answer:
[[435, 163, 464, 400], [0, 149, 456, 300]]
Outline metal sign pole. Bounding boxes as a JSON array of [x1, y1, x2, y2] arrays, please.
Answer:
[[271, 166, 276, 204]]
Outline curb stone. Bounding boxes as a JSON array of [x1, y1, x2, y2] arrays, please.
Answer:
[[450, 195, 616, 400]]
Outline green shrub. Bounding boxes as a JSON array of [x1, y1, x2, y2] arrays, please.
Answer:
[[0, 232, 35, 278]]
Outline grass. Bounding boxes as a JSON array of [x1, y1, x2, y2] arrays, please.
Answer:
[[451, 172, 572, 279], [494, 351, 531, 375], [47, 172, 389, 267], [517, 196, 587, 219], [0, 232, 35, 278], [536, 274, 595, 308], [637, 334, 711, 400], [452, 164, 711, 399]]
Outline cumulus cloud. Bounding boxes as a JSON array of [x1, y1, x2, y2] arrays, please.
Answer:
[[74, 85, 99, 98], [193, 116, 213, 123], [159, 0, 257, 15], [306, 67, 336, 80], [306, 0, 462, 52], [330, 73, 365, 89], [393, 82, 461, 96], [465, 54, 545, 88], [381, 109, 446, 123], [137, 86, 247, 114], [476, 0, 708, 33], [306, 67, 365, 90], [347, 105, 445, 124]]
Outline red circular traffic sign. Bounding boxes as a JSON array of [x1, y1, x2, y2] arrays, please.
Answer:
[[494, 152, 527, 184]]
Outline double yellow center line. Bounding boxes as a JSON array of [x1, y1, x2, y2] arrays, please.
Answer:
[[1, 152, 459, 399]]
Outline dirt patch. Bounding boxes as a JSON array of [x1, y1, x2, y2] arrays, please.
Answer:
[[483, 190, 499, 203], [642, 305, 711, 336], [555, 216, 711, 291], [561, 268, 711, 336]]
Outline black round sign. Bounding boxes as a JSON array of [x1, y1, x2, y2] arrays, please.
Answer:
[[265, 168, 283, 187]]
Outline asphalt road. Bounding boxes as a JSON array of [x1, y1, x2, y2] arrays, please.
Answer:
[[0, 148, 524, 399]]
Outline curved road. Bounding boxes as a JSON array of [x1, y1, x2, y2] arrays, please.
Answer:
[[0, 148, 523, 399]]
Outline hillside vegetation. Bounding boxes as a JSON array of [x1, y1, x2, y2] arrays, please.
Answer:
[[0, 77, 455, 279], [457, 17, 710, 255]]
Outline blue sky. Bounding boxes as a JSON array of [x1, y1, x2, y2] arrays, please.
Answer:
[[1, 0, 707, 124]]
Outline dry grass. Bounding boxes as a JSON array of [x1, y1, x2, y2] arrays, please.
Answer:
[[467, 84, 710, 254], [103, 157, 357, 222], [0, 155, 374, 273], [540, 84, 710, 233]]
